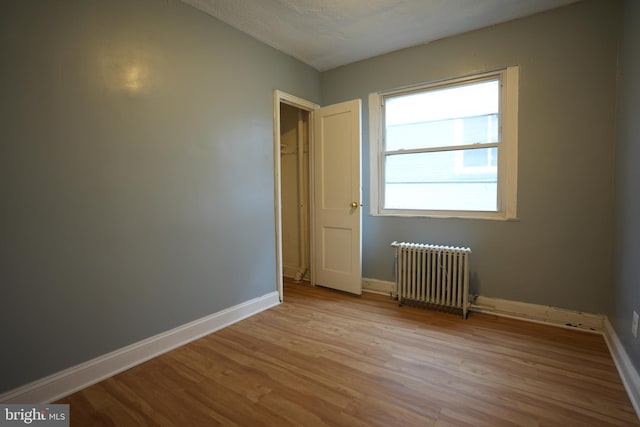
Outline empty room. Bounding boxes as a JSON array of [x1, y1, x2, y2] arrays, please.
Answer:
[[1, 0, 639, 425]]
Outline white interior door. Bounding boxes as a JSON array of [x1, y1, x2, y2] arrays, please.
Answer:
[[312, 99, 362, 295]]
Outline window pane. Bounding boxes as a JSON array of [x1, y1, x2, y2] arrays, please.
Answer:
[[386, 118, 456, 150], [384, 149, 497, 211], [385, 80, 499, 151]]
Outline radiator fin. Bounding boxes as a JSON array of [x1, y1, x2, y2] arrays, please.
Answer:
[[392, 241, 471, 319]]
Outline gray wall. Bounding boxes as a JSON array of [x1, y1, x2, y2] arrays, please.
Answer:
[[0, 0, 320, 393], [322, 0, 619, 314], [611, 0, 640, 372], [3, 0, 633, 397]]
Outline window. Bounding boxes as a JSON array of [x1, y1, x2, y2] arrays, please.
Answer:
[[369, 66, 518, 219]]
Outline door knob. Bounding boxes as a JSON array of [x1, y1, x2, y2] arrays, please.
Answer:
[[350, 201, 359, 208]]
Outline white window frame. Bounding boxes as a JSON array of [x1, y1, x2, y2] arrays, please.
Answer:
[[368, 66, 519, 220]]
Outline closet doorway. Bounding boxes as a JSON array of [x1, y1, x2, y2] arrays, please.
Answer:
[[273, 91, 318, 301], [280, 103, 310, 283]]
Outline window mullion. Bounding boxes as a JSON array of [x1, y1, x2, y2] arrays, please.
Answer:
[[384, 141, 499, 156]]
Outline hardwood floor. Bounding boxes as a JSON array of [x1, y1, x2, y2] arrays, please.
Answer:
[[58, 282, 639, 426]]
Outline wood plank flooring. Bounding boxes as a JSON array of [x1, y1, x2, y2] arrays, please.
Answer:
[[58, 282, 639, 426]]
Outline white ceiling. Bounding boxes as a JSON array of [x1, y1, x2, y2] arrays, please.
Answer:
[[180, 0, 580, 71]]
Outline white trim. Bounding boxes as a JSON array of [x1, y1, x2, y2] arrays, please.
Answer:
[[0, 292, 280, 404], [603, 318, 640, 419], [282, 265, 310, 282], [361, 281, 604, 332], [470, 295, 604, 332], [273, 90, 319, 302], [368, 92, 383, 217], [368, 66, 519, 220], [501, 66, 519, 219], [362, 280, 605, 332], [362, 278, 396, 296]]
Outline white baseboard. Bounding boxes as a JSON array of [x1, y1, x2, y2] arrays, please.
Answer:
[[470, 296, 605, 332], [0, 291, 281, 404], [283, 265, 310, 282], [362, 278, 396, 296], [603, 318, 640, 419], [362, 280, 604, 332]]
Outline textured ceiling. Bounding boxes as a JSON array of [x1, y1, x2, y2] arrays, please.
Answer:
[[180, 0, 580, 71]]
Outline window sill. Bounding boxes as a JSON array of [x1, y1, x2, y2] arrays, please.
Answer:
[[371, 210, 520, 221]]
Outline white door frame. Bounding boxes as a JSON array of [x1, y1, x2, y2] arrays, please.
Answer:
[[273, 90, 319, 302]]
